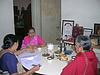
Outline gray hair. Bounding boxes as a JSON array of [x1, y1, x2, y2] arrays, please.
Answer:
[[75, 35, 91, 51]]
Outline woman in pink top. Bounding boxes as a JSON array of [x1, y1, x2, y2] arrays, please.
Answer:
[[61, 35, 98, 75], [21, 27, 45, 50]]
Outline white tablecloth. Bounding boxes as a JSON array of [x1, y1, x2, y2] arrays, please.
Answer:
[[37, 56, 67, 75]]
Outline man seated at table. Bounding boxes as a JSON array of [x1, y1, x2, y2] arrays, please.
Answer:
[[60, 35, 98, 75]]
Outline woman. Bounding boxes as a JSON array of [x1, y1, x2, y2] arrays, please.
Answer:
[[21, 27, 45, 50], [60, 35, 98, 75], [0, 34, 40, 75]]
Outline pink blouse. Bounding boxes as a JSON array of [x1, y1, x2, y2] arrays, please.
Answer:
[[21, 35, 45, 48]]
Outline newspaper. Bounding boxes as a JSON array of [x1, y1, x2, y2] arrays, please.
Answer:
[[17, 51, 41, 70]]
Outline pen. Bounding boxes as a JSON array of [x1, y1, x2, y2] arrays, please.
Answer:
[[32, 64, 41, 67]]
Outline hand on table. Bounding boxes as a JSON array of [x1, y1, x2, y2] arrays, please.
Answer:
[[25, 65, 40, 75], [31, 65, 40, 72], [22, 45, 38, 53]]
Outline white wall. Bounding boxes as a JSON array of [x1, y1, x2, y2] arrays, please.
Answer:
[[0, 0, 15, 49], [61, 0, 100, 29]]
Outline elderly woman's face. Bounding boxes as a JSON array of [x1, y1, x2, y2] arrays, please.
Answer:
[[28, 29, 35, 37], [75, 43, 83, 53]]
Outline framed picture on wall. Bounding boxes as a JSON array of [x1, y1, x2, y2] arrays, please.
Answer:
[[94, 23, 100, 35], [62, 20, 74, 39], [83, 28, 93, 37]]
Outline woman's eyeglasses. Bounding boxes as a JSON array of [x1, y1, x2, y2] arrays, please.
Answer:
[[28, 32, 34, 34]]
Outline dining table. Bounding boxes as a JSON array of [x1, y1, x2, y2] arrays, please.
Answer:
[[17, 45, 76, 75]]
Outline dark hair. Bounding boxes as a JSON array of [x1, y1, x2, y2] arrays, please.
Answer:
[[2, 34, 18, 49], [28, 27, 35, 33], [75, 35, 91, 51]]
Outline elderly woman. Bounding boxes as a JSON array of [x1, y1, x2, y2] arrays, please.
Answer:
[[0, 34, 40, 75], [60, 35, 98, 75]]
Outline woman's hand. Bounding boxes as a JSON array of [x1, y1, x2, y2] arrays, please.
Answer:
[[32, 65, 40, 71], [22, 45, 37, 53], [29, 65, 40, 74], [13, 65, 40, 75]]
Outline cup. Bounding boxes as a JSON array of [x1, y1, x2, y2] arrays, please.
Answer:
[[38, 48, 42, 52], [47, 43, 54, 50]]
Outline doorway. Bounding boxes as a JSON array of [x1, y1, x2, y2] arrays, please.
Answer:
[[41, 0, 61, 44], [13, 0, 32, 49]]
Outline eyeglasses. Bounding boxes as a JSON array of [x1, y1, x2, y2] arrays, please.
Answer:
[[28, 32, 34, 34]]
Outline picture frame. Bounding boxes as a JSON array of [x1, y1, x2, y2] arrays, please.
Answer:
[[94, 23, 100, 35], [83, 28, 93, 37], [62, 20, 74, 39]]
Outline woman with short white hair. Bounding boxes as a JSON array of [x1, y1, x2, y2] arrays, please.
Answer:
[[61, 35, 98, 75]]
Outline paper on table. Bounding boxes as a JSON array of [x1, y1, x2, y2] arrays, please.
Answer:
[[17, 51, 41, 70]]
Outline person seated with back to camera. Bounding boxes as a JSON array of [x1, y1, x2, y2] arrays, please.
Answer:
[[21, 27, 45, 52], [0, 34, 40, 75], [60, 35, 98, 75]]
